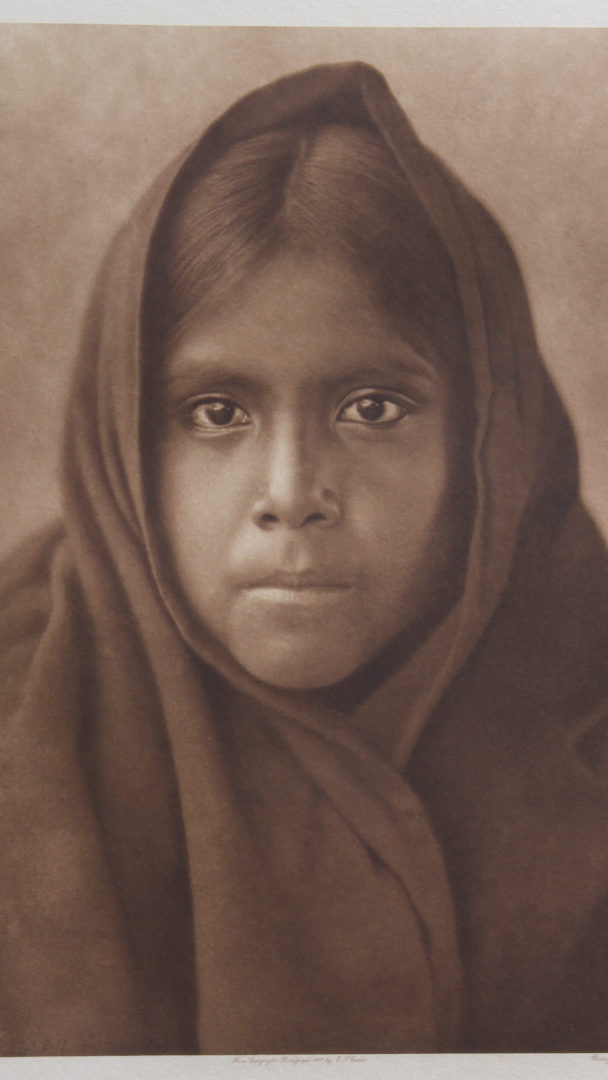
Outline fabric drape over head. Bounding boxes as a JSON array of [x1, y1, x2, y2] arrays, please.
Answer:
[[1, 62, 608, 1055]]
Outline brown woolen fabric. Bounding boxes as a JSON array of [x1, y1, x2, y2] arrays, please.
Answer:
[[0, 62, 607, 1054]]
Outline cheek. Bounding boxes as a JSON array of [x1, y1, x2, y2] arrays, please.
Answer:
[[347, 426, 464, 638], [351, 440, 453, 564], [155, 441, 250, 602]]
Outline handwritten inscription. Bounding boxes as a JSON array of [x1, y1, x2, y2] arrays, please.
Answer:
[[232, 1055, 368, 1066]]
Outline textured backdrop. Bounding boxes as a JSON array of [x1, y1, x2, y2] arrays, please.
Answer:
[[1, 25, 607, 553]]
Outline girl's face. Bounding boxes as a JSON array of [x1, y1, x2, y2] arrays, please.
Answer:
[[153, 251, 466, 690]]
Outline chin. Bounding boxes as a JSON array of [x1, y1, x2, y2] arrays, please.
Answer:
[[237, 645, 363, 692]]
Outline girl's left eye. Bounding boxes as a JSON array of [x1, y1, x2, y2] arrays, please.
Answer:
[[188, 397, 250, 431], [337, 393, 415, 426]]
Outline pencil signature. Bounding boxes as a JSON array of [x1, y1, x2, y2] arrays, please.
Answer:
[[232, 1055, 368, 1066]]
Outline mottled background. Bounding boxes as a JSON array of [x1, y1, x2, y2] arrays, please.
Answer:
[[1, 25, 607, 555]]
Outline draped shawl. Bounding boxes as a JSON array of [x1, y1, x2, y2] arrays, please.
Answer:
[[1, 62, 608, 1055]]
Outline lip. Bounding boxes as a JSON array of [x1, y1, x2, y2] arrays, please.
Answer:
[[241, 585, 351, 611], [243, 585, 349, 607], [239, 570, 353, 607], [241, 571, 353, 590]]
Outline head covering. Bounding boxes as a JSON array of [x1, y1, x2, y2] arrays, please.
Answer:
[[1, 62, 607, 1055]]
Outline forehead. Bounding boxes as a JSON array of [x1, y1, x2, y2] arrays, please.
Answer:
[[158, 251, 445, 391]]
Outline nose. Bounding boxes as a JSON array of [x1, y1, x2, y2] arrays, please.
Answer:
[[251, 423, 341, 531]]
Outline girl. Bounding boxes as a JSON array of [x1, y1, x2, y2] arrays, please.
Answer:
[[1, 61, 607, 1055]]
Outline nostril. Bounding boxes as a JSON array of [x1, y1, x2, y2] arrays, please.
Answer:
[[252, 488, 340, 530], [256, 509, 328, 530]]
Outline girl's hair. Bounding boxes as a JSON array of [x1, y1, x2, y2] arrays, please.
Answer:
[[145, 122, 468, 371]]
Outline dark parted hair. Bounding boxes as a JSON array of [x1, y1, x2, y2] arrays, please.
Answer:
[[145, 122, 469, 376]]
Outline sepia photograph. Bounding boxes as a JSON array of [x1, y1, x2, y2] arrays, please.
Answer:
[[1, 22, 608, 1063]]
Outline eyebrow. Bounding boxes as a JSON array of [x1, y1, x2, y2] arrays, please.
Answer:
[[159, 368, 262, 396], [158, 349, 441, 395], [321, 354, 441, 390]]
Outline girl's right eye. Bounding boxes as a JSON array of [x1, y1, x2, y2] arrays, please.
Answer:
[[188, 397, 251, 432]]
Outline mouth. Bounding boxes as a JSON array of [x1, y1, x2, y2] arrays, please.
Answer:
[[243, 570, 352, 589], [240, 571, 353, 606]]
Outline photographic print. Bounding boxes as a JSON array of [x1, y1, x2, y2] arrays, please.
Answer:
[[1, 23, 607, 1063]]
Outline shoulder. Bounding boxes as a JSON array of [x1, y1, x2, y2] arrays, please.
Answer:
[[0, 523, 63, 718]]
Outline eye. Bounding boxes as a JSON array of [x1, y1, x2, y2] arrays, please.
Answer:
[[337, 392, 417, 426], [188, 396, 251, 432]]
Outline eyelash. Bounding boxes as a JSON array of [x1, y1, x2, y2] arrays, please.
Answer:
[[188, 398, 251, 431], [185, 390, 420, 433], [337, 392, 418, 426]]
